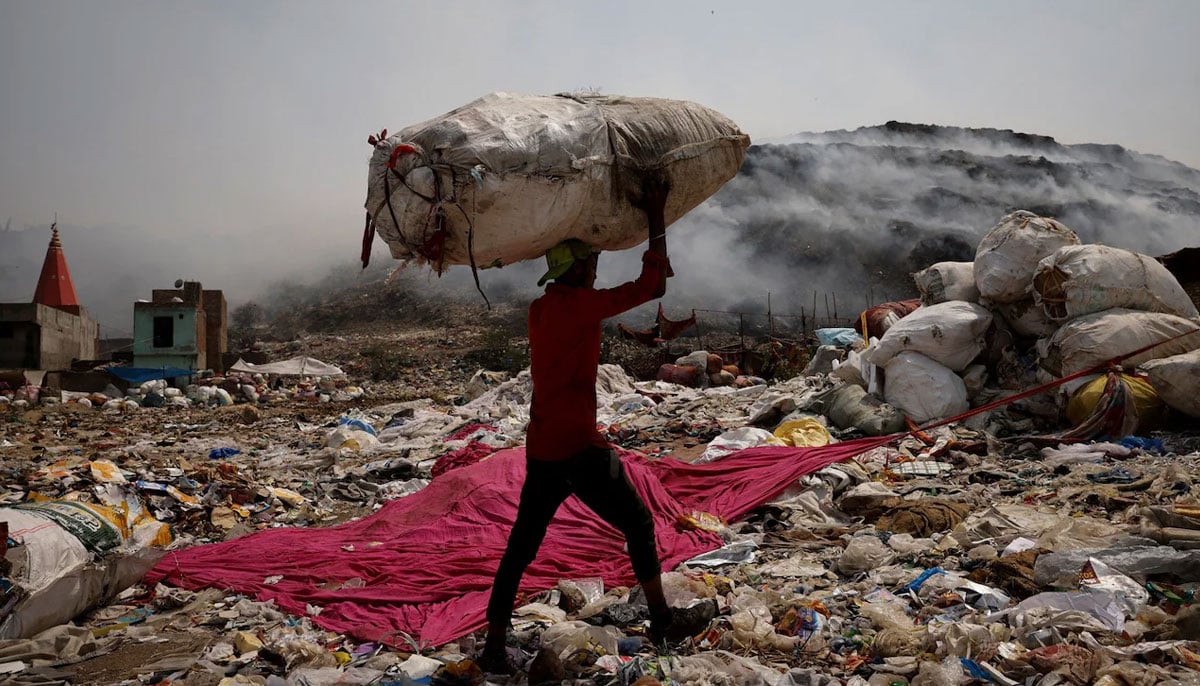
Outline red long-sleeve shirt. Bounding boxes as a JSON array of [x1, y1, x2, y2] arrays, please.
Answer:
[[525, 252, 670, 461]]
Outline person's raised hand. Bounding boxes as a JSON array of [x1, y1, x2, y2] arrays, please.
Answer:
[[633, 173, 670, 215]]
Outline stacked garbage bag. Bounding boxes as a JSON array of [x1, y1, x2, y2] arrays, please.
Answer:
[[187, 372, 366, 406], [28, 373, 368, 414], [657, 351, 766, 389], [828, 210, 1200, 432]]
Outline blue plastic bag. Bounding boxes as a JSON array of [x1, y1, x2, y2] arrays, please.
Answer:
[[815, 328, 862, 348]]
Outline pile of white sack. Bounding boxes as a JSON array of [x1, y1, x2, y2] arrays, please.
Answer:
[[856, 210, 1200, 425]]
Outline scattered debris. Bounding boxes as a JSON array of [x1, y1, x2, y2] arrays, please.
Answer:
[[3, 209, 1200, 684]]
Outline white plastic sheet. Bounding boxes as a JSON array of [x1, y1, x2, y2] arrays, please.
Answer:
[[229, 357, 345, 376]]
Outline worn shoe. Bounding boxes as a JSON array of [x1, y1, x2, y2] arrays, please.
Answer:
[[649, 599, 718, 645]]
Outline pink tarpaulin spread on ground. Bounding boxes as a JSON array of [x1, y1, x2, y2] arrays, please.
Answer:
[[146, 436, 890, 647]]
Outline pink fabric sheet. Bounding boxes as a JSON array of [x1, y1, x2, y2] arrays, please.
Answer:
[[146, 436, 889, 648]]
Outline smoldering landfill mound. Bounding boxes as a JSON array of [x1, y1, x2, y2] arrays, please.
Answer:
[[658, 121, 1200, 314]]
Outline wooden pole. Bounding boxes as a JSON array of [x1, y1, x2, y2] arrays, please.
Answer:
[[767, 292, 774, 337]]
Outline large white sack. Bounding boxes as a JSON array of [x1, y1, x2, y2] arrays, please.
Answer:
[[864, 301, 993, 372], [1, 503, 168, 639], [1140, 349, 1200, 418], [365, 92, 750, 270], [987, 297, 1059, 339], [974, 211, 1080, 303], [1032, 244, 1199, 322], [913, 262, 979, 305], [883, 352, 969, 423], [1038, 308, 1200, 377]]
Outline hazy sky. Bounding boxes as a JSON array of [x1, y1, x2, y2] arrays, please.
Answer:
[[2, 0, 1198, 297]]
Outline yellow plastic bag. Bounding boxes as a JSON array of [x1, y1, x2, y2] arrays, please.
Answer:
[[772, 418, 832, 447], [1067, 373, 1166, 434]]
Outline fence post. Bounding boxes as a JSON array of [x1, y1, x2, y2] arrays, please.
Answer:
[[767, 292, 774, 337]]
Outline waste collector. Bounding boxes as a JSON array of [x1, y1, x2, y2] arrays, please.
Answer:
[[480, 178, 714, 672]]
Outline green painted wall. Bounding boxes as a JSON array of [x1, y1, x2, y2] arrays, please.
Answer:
[[133, 307, 200, 369]]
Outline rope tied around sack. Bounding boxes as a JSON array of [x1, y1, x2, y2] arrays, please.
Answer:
[[366, 138, 492, 306]]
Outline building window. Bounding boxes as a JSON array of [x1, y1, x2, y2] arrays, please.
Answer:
[[0, 322, 13, 339], [153, 316, 174, 348]]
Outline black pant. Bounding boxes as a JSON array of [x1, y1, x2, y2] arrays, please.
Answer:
[[486, 447, 660, 626]]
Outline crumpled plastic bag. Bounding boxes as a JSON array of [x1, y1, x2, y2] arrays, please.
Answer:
[[772, 418, 831, 448], [696, 427, 777, 463], [540, 620, 621, 660], [838, 536, 896, 574], [727, 591, 798, 652]]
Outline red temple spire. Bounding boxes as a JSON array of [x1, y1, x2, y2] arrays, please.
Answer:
[[32, 223, 80, 310]]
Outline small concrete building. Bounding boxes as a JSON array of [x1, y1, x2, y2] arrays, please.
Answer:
[[0, 226, 99, 370], [132, 281, 227, 373]]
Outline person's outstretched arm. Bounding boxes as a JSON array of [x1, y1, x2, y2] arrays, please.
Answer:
[[577, 178, 673, 319], [642, 177, 670, 299]]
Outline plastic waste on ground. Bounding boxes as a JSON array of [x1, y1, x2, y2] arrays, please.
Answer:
[[814, 328, 862, 348], [772, 418, 832, 448]]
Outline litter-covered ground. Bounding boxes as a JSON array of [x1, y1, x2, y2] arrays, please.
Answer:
[[4, 211, 1200, 686]]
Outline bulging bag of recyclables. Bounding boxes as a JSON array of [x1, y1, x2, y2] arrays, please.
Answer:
[[989, 297, 1058, 339], [913, 261, 978, 305], [1140, 349, 1200, 418], [883, 352, 969, 424], [364, 92, 750, 270], [1, 499, 170, 639], [864, 301, 993, 372], [1037, 308, 1200, 377], [974, 211, 1080, 303], [1032, 244, 1199, 322]]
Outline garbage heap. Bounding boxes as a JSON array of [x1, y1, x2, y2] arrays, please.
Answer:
[[3, 211, 1200, 685], [820, 210, 1200, 436]]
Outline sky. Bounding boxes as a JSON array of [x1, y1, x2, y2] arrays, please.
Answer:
[[1, 0, 1198, 327]]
